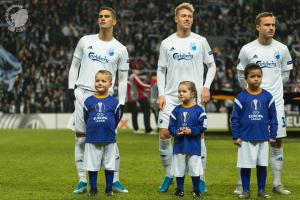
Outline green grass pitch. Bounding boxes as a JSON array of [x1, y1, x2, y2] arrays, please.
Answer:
[[0, 129, 299, 200]]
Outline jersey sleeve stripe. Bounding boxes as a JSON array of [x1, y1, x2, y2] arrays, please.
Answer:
[[234, 99, 243, 109], [268, 97, 275, 108]]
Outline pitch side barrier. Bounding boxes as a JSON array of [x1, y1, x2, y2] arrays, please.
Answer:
[[0, 113, 299, 132]]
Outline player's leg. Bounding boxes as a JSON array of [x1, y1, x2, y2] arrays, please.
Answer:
[[74, 133, 87, 193], [128, 101, 140, 133], [73, 88, 92, 193], [270, 110, 291, 194], [84, 143, 103, 196], [158, 103, 175, 192], [188, 155, 201, 197], [139, 97, 153, 134], [112, 144, 128, 193], [174, 154, 185, 197], [200, 136, 207, 193], [237, 141, 256, 198], [103, 143, 117, 196], [256, 142, 271, 198]]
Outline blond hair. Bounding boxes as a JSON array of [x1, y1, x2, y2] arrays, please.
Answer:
[[95, 70, 112, 81], [255, 12, 275, 25], [175, 2, 194, 16]]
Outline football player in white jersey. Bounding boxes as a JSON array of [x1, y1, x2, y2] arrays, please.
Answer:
[[68, 7, 129, 194], [235, 12, 293, 195], [156, 2, 216, 193]]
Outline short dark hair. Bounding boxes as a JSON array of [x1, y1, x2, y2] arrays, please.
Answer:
[[255, 12, 275, 25], [95, 70, 112, 81], [99, 7, 116, 19], [244, 63, 262, 78]]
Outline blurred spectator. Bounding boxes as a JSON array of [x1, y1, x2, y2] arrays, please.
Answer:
[[127, 68, 153, 134], [1, 0, 299, 113]]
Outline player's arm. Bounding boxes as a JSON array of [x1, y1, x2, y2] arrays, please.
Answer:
[[202, 39, 216, 103], [83, 104, 88, 124], [281, 70, 290, 85], [237, 70, 247, 89], [117, 47, 130, 105], [114, 104, 121, 128], [157, 42, 168, 109], [188, 112, 207, 135], [133, 75, 151, 89], [157, 66, 167, 109], [231, 98, 242, 145], [236, 47, 248, 89], [168, 110, 181, 136], [202, 62, 216, 103], [268, 97, 278, 141], [68, 56, 81, 89]]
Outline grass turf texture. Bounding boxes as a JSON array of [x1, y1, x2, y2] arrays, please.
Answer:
[[0, 129, 299, 200]]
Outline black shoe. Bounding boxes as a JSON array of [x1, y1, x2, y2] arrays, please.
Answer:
[[192, 191, 201, 198], [257, 190, 271, 198], [174, 188, 184, 197], [89, 188, 98, 197], [105, 189, 114, 196], [239, 191, 250, 199]]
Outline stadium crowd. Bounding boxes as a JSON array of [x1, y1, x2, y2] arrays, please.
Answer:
[[1, 0, 299, 113]]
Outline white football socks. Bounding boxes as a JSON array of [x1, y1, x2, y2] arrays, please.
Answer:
[[113, 144, 120, 183], [270, 146, 283, 186], [75, 136, 86, 183], [159, 138, 173, 177]]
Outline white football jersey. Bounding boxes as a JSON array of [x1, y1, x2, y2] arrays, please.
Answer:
[[237, 39, 293, 108], [73, 34, 129, 91], [158, 32, 215, 104]]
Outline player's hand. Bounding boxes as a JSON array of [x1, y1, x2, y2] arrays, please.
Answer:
[[157, 95, 166, 110], [68, 89, 75, 102], [176, 130, 184, 136], [182, 128, 191, 135], [234, 138, 242, 146], [201, 87, 211, 103], [269, 138, 276, 144]]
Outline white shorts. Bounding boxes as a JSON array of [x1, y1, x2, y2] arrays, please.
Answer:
[[84, 143, 116, 171], [173, 154, 203, 177], [74, 88, 94, 133], [158, 101, 176, 129], [237, 141, 269, 168], [276, 109, 287, 138]]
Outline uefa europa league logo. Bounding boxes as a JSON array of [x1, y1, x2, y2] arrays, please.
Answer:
[[251, 99, 261, 114], [6, 5, 28, 32], [96, 102, 105, 113]]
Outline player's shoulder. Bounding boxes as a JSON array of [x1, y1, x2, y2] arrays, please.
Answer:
[[84, 95, 96, 105], [271, 39, 288, 49], [190, 32, 207, 42], [112, 38, 127, 50], [80, 34, 98, 41], [194, 104, 206, 113], [241, 40, 258, 50], [235, 90, 248, 101], [107, 95, 119, 105], [261, 89, 274, 100], [161, 33, 177, 44]]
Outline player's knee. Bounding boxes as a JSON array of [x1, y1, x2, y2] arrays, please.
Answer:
[[159, 128, 171, 139]]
